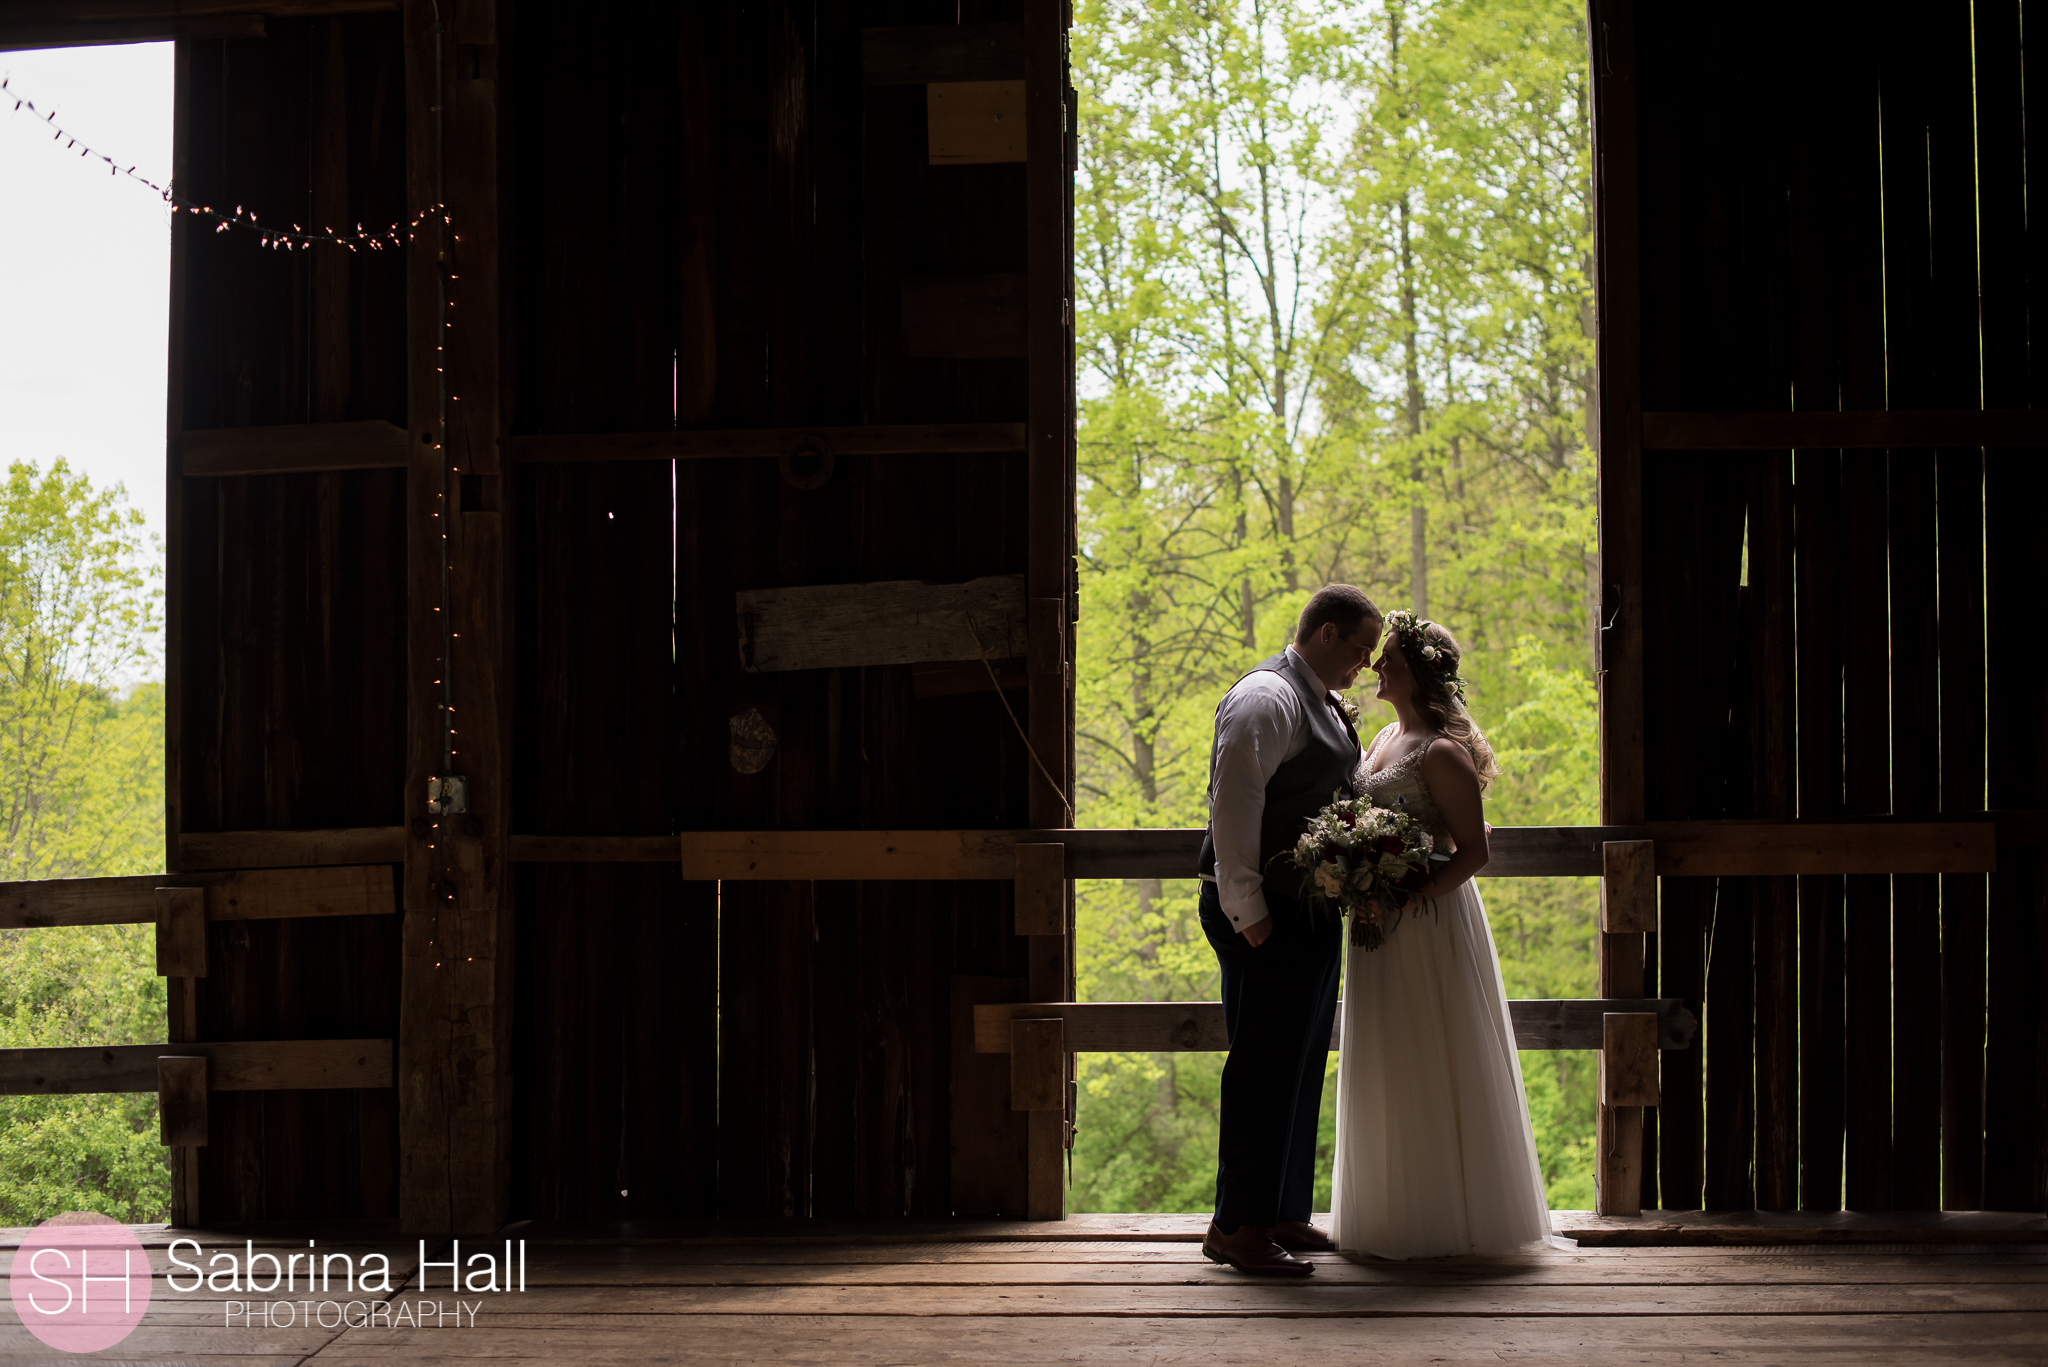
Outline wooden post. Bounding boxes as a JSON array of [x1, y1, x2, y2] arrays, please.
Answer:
[[1602, 1013, 1661, 1106], [1598, 840, 1653, 1216], [155, 887, 207, 979], [1014, 843, 1066, 936], [158, 1056, 208, 1149], [1590, 0, 1646, 1219], [1011, 1017, 1065, 1221], [399, 0, 513, 1236], [1022, 0, 1074, 1220]]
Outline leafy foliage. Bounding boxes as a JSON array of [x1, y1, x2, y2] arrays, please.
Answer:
[[0, 459, 166, 1223], [1068, 0, 1604, 1214]]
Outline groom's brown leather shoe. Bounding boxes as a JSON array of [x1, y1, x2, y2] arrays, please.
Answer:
[[1202, 1222, 1315, 1277], [1270, 1221, 1337, 1252]]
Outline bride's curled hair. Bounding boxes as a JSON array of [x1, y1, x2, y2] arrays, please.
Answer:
[[1398, 620, 1500, 791]]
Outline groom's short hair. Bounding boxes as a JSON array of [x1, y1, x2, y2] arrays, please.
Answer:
[[1295, 584, 1382, 642]]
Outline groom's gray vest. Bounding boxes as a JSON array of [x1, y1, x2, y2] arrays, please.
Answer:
[[1197, 649, 1362, 902]]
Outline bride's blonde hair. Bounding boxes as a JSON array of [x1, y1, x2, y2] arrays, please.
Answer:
[[1394, 618, 1499, 791]]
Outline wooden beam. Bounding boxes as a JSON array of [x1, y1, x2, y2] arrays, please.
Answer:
[[1, 864, 395, 928], [509, 835, 679, 863], [154, 887, 206, 977], [179, 827, 406, 868], [737, 575, 1027, 673], [158, 1056, 208, 1146], [1650, 821, 1994, 876], [488, 820, 2011, 876], [973, 998, 1697, 1054], [1643, 409, 2048, 450], [1601, 839, 1657, 931], [399, 0, 513, 1240], [1591, 0, 1645, 831], [1014, 843, 1065, 935], [179, 420, 409, 476], [928, 81, 1027, 165], [901, 274, 1029, 358], [1009, 1019, 1064, 1111], [682, 830, 1017, 881], [862, 22, 1024, 85], [1603, 1013, 1662, 1106], [509, 422, 1026, 464], [0, 1039, 394, 1095], [0, 14, 262, 47]]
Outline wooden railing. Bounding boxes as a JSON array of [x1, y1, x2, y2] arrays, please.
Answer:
[[0, 816, 2006, 1221]]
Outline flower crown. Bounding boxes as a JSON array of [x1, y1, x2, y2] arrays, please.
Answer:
[[1383, 609, 1469, 703]]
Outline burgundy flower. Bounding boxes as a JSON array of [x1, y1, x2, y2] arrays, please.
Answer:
[[1376, 835, 1403, 854]]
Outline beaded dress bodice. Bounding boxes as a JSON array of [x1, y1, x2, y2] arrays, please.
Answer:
[[1356, 727, 1451, 844]]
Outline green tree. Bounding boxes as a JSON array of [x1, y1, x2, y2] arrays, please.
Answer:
[[1069, 0, 1604, 1213], [0, 459, 166, 1223]]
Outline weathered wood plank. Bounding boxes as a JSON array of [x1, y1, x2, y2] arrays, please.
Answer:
[[158, 1056, 208, 1145], [528, 822, 2008, 880], [900, 274, 1028, 358], [928, 80, 1026, 165], [314, 1280, 2048, 1318], [861, 23, 1024, 85], [1643, 409, 2048, 449], [1590, 0, 1645, 830], [1603, 1013, 1661, 1106], [179, 420, 409, 476], [510, 423, 1027, 464], [178, 827, 406, 869], [737, 575, 1027, 673], [1601, 840, 1656, 931], [0, 1039, 393, 1095], [972, 999, 1695, 1054], [156, 887, 207, 976], [0, 865, 394, 928], [399, 0, 514, 1239]]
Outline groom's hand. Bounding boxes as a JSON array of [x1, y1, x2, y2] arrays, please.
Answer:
[[1241, 915, 1273, 947]]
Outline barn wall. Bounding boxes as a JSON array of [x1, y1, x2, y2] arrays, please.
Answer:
[[503, 0, 1037, 1223], [1622, 0, 2048, 1212], [170, 0, 1059, 1225], [171, 15, 410, 1220]]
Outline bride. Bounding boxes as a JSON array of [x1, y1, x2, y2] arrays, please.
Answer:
[[1331, 611, 1552, 1258]]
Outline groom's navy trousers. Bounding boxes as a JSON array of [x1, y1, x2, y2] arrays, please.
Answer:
[[1199, 878, 1344, 1231]]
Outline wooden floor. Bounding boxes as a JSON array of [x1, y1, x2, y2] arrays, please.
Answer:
[[4, 1213, 2046, 1364]]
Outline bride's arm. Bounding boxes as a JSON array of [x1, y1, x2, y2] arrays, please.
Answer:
[[1414, 738, 1488, 901]]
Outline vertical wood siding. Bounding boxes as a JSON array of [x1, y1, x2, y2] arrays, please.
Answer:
[[173, 16, 409, 1219], [1628, 0, 2048, 1212]]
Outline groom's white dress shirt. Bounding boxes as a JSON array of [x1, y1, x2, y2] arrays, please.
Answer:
[[1205, 644, 1343, 932]]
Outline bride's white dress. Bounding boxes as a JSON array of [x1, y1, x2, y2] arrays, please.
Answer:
[[1331, 727, 1552, 1258]]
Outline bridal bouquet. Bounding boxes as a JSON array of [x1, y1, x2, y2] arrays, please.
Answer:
[[1281, 792, 1449, 951]]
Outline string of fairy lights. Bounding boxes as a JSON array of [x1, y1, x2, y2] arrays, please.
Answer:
[[5, 68, 466, 963], [2, 74, 446, 250]]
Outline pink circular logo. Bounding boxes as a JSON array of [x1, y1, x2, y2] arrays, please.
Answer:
[[9, 1213, 151, 1352]]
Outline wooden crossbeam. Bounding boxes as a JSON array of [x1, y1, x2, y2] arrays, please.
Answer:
[[0, 865, 395, 929], [971, 999, 1697, 1054], [1644, 409, 2048, 450], [179, 827, 406, 868], [179, 420, 410, 476], [0, 1039, 393, 1095], [150, 818, 2015, 877], [509, 423, 1026, 464]]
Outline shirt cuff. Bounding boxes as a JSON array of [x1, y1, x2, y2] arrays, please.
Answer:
[[1219, 886, 1271, 931]]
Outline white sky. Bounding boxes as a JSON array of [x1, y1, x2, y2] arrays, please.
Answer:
[[0, 42, 174, 541]]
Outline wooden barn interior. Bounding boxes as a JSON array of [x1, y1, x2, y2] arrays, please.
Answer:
[[1, 0, 2045, 1358]]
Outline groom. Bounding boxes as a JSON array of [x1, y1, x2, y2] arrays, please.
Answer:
[[1197, 584, 1382, 1276]]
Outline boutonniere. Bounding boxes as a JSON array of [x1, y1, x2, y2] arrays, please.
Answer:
[[1335, 693, 1362, 727]]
